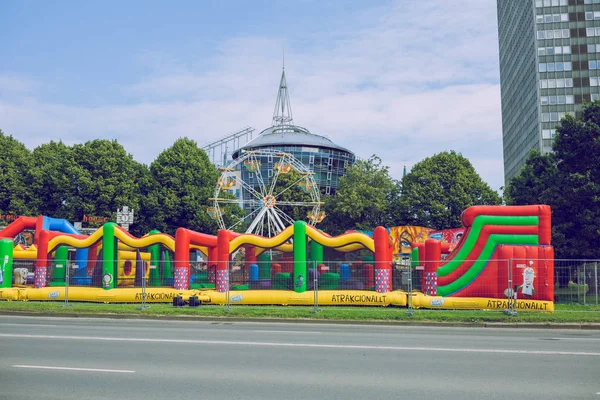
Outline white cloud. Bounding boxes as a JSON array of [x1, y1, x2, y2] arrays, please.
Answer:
[[0, 1, 504, 190]]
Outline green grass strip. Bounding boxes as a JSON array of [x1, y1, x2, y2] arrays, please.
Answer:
[[437, 215, 538, 277], [0, 301, 599, 323], [437, 234, 539, 296]]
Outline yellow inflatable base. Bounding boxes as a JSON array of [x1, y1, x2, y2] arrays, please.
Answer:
[[409, 292, 554, 312], [0, 287, 407, 306], [198, 290, 407, 306], [0, 287, 202, 303], [0, 287, 553, 311]]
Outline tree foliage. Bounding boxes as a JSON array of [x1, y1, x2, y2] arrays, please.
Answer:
[[508, 102, 600, 259], [322, 155, 399, 234], [0, 130, 33, 215], [146, 138, 241, 235], [398, 151, 501, 229], [69, 140, 145, 226], [29, 141, 83, 221], [504, 149, 557, 206]]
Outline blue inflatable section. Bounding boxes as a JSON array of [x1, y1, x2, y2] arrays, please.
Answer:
[[42, 216, 89, 276]]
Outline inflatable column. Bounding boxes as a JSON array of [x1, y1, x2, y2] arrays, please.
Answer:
[[422, 239, 441, 296], [148, 230, 161, 286], [373, 226, 392, 293], [244, 244, 256, 283], [293, 221, 307, 293], [163, 251, 173, 286], [216, 230, 230, 293], [0, 239, 13, 288], [34, 230, 50, 288], [101, 223, 118, 289], [309, 240, 323, 268], [258, 252, 271, 280], [174, 228, 191, 290], [51, 246, 69, 285]]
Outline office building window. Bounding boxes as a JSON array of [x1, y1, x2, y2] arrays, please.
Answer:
[[540, 0, 567, 5], [540, 78, 573, 89], [586, 11, 600, 20], [538, 46, 570, 56], [538, 62, 572, 72], [591, 77, 599, 86], [537, 13, 568, 23]]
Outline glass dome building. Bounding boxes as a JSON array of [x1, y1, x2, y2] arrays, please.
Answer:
[[231, 70, 356, 196]]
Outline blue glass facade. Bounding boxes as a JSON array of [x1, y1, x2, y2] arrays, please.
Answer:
[[233, 125, 356, 196]]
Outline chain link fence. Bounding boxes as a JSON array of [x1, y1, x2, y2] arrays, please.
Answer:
[[4, 257, 600, 312]]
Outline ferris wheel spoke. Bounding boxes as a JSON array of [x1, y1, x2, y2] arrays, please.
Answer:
[[273, 206, 296, 227], [228, 206, 262, 230], [246, 206, 269, 234], [276, 201, 322, 207], [213, 201, 226, 230], [211, 198, 242, 204], [250, 153, 267, 197], [271, 210, 287, 236], [268, 163, 282, 196], [272, 174, 307, 199], [269, 207, 290, 232], [234, 173, 263, 200]]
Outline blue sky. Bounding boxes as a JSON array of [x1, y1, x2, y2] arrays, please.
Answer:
[[1, 0, 503, 190]]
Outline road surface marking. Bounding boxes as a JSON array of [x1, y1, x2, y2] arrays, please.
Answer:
[[1, 333, 600, 357], [1, 323, 60, 327], [12, 365, 135, 373], [252, 330, 322, 334]]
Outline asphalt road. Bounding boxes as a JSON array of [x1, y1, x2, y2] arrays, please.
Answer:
[[0, 315, 599, 400]]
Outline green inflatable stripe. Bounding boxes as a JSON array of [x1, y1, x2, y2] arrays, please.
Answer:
[[410, 247, 419, 268], [437, 215, 539, 277], [437, 234, 538, 296]]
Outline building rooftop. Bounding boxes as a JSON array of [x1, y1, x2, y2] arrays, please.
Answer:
[[232, 125, 354, 158]]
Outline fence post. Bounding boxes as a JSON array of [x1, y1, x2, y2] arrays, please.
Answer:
[[584, 263, 587, 306], [137, 262, 149, 310], [595, 262, 598, 311], [224, 260, 231, 312], [312, 261, 320, 314], [63, 262, 70, 307], [406, 261, 414, 316], [505, 258, 517, 316]]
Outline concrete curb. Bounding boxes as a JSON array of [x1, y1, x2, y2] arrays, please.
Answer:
[[1, 310, 599, 330]]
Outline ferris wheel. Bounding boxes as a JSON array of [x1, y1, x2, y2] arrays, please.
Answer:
[[209, 149, 324, 237]]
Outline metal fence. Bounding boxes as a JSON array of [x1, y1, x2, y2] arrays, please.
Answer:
[[553, 259, 599, 306], [5, 257, 600, 311]]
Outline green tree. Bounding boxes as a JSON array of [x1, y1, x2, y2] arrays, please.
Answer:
[[28, 141, 83, 220], [398, 151, 501, 229], [70, 139, 144, 226], [504, 149, 557, 206], [146, 138, 241, 235], [505, 101, 600, 259], [0, 130, 33, 215], [550, 104, 600, 259], [322, 155, 399, 234]]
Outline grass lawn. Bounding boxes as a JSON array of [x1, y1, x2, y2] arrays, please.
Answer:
[[0, 301, 599, 324]]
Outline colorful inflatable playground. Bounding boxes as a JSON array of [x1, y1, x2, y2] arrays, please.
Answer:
[[0, 205, 554, 311]]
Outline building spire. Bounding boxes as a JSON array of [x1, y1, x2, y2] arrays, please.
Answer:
[[272, 67, 294, 127]]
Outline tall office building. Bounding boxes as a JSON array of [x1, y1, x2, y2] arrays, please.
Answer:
[[497, 0, 600, 183]]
